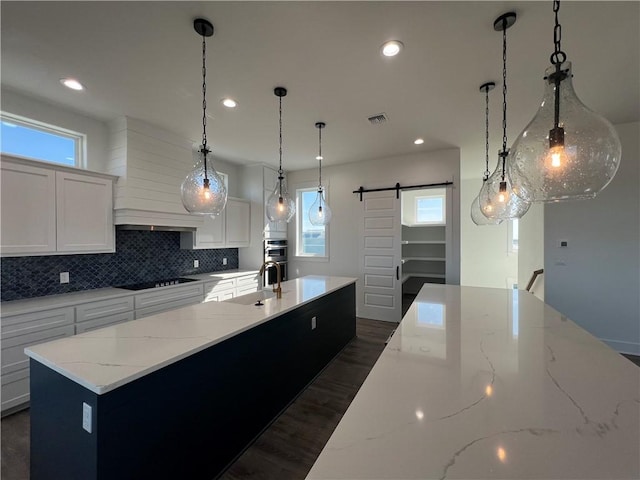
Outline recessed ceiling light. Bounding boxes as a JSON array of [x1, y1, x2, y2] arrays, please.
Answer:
[[60, 78, 84, 91], [221, 98, 237, 108], [414, 138, 425, 145], [381, 40, 404, 57]]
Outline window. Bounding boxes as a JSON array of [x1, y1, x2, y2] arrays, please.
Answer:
[[296, 187, 328, 259], [415, 193, 446, 225], [0, 112, 85, 167]]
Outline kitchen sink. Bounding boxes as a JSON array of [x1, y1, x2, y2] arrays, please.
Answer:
[[226, 289, 284, 305]]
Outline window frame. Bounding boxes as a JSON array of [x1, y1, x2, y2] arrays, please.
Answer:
[[294, 183, 330, 261], [508, 218, 519, 254], [0, 111, 86, 168], [414, 193, 446, 226]]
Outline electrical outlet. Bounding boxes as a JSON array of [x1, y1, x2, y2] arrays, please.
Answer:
[[60, 272, 70, 284], [311, 316, 317, 330], [82, 402, 92, 433], [222, 258, 227, 266], [559, 240, 568, 247], [194, 259, 199, 268]]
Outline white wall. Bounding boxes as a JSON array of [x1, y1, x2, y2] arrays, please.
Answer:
[[460, 177, 518, 289], [518, 203, 544, 299], [544, 122, 640, 354], [287, 148, 460, 284], [1, 88, 110, 172]]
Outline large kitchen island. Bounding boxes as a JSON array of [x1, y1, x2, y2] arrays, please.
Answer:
[[307, 284, 640, 479], [25, 275, 356, 480]]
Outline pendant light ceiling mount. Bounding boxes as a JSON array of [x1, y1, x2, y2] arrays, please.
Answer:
[[274, 86, 287, 98], [493, 12, 516, 32], [193, 18, 214, 37]]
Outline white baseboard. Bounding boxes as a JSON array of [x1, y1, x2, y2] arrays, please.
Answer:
[[601, 338, 640, 355]]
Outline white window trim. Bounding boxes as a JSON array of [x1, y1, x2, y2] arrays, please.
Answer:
[[508, 218, 519, 254], [414, 193, 446, 226], [294, 181, 330, 262]]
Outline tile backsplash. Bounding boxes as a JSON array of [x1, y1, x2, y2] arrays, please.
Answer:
[[1, 230, 239, 301]]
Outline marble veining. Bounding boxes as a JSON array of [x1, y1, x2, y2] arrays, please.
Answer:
[[25, 276, 356, 395], [306, 284, 640, 480]]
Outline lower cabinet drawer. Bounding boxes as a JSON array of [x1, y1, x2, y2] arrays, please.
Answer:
[[237, 284, 259, 296], [135, 284, 204, 310], [1, 307, 74, 339], [76, 296, 134, 323], [1, 324, 75, 376], [1, 368, 29, 412], [205, 290, 235, 302], [135, 296, 203, 319], [75, 311, 135, 334], [236, 274, 259, 288]]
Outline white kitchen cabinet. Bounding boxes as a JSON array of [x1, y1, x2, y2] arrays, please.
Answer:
[[0, 155, 116, 257], [0, 159, 57, 255], [203, 273, 259, 302], [75, 296, 135, 334], [180, 197, 250, 249], [134, 283, 204, 319], [1, 306, 75, 413], [56, 171, 114, 252], [225, 198, 251, 247]]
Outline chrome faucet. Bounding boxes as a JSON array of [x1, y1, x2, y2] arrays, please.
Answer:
[[259, 261, 282, 299]]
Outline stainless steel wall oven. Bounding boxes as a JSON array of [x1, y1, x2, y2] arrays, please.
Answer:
[[264, 239, 287, 285]]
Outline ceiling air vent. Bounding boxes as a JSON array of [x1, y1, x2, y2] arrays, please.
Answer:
[[367, 113, 388, 125]]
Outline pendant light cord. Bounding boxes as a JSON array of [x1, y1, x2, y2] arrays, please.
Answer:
[[484, 85, 490, 181], [500, 16, 509, 181], [278, 95, 283, 190], [550, 0, 566, 132], [318, 126, 323, 190], [201, 33, 209, 180]]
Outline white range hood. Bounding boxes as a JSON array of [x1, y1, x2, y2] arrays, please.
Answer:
[[106, 116, 205, 230]]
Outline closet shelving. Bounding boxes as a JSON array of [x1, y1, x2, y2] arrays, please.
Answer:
[[401, 225, 446, 287]]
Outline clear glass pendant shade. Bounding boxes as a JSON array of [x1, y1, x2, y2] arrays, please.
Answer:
[[181, 148, 227, 216], [309, 188, 332, 226], [479, 154, 531, 220], [266, 176, 296, 222], [471, 193, 503, 225], [508, 62, 621, 202]]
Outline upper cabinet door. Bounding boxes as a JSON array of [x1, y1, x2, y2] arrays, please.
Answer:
[[1, 161, 57, 255], [195, 212, 226, 249], [55, 171, 114, 252], [225, 198, 250, 247]]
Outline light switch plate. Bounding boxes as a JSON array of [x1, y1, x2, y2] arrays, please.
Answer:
[[60, 272, 70, 284], [194, 260, 199, 268], [311, 316, 317, 330], [223, 258, 227, 266]]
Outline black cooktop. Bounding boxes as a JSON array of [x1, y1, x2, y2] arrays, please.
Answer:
[[115, 277, 198, 291]]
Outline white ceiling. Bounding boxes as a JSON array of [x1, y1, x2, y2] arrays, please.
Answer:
[[1, 2, 638, 178]]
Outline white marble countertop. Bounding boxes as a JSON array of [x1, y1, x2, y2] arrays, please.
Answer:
[[307, 284, 640, 480], [25, 275, 356, 395], [0, 269, 259, 316]]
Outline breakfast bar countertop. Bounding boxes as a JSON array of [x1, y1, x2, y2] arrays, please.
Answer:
[[24, 275, 356, 395], [306, 284, 640, 480]]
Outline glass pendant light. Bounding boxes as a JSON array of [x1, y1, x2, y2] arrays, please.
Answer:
[[181, 19, 227, 216], [471, 82, 503, 226], [266, 87, 296, 223], [309, 122, 332, 226], [479, 12, 530, 221], [508, 0, 621, 202]]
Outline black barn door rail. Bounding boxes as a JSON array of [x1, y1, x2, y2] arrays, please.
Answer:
[[353, 181, 454, 201]]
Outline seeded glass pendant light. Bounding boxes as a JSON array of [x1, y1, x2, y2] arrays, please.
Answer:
[[479, 13, 530, 221], [266, 87, 296, 223], [181, 18, 227, 216], [471, 82, 503, 226], [309, 122, 332, 226], [508, 0, 621, 202]]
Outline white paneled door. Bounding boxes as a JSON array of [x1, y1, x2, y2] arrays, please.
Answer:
[[358, 190, 402, 323]]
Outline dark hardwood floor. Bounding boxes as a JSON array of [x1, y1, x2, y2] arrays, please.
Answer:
[[0, 318, 396, 480]]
